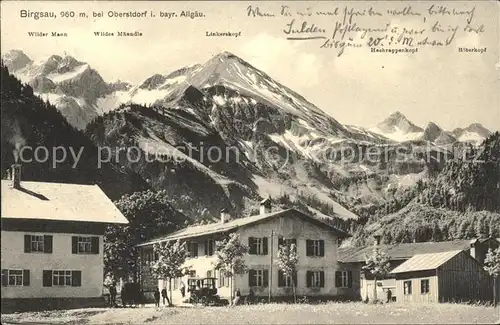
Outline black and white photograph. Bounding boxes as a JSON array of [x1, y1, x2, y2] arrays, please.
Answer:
[[1, 0, 499, 323]]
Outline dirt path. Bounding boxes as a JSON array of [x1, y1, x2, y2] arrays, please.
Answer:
[[2, 303, 499, 324]]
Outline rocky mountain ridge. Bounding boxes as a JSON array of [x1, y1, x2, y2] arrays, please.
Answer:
[[3, 49, 493, 145], [370, 111, 492, 145]]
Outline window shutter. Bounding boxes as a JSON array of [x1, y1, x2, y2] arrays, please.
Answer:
[[209, 240, 214, 255], [292, 271, 297, 287], [278, 237, 284, 247], [335, 271, 342, 287], [278, 270, 284, 287], [320, 271, 325, 288], [193, 243, 198, 257], [248, 270, 256, 287], [72, 270, 82, 287], [24, 235, 31, 253], [263, 270, 269, 287], [43, 270, 52, 287], [1, 269, 8, 286], [306, 271, 312, 287], [204, 240, 209, 256], [306, 240, 313, 256], [347, 271, 353, 288], [248, 237, 255, 254], [71, 236, 78, 254], [319, 240, 325, 257], [91, 237, 99, 254], [44, 235, 53, 253], [23, 270, 30, 286], [262, 237, 268, 255]]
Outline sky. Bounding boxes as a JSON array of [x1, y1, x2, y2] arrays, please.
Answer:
[[1, 1, 499, 131]]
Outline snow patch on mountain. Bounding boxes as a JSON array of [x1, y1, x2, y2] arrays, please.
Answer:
[[136, 132, 234, 186], [453, 123, 492, 144], [457, 131, 487, 144], [46, 64, 89, 83], [369, 126, 423, 142]]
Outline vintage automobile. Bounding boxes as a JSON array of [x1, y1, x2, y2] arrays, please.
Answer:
[[120, 282, 145, 307], [187, 277, 228, 306]]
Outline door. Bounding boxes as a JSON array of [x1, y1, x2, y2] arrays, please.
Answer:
[[366, 281, 385, 301]]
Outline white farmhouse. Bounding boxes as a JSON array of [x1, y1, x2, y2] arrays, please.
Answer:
[[137, 199, 352, 303], [1, 164, 128, 311]]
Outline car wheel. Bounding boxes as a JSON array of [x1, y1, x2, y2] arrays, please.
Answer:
[[200, 296, 208, 306]]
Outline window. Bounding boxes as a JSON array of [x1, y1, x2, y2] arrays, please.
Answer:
[[9, 270, 23, 286], [248, 237, 268, 255], [24, 234, 52, 253], [335, 270, 352, 288], [31, 235, 44, 252], [2, 269, 30, 286], [248, 269, 269, 287], [278, 270, 297, 287], [278, 237, 297, 248], [420, 279, 430, 294], [403, 280, 412, 295], [204, 240, 214, 256], [53, 270, 72, 286], [43, 270, 81, 287], [254, 270, 264, 287], [78, 237, 92, 253], [218, 270, 230, 288], [255, 238, 263, 254], [144, 250, 154, 263], [306, 270, 325, 288], [218, 270, 223, 288], [187, 242, 198, 258], [72, 236, 99, 254], [306, 240, 324, 257]]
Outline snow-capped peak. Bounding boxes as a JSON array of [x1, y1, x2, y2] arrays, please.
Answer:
[[377, 111, 423, 133], [369, 111, 423, 142], [453, 123, 492, 144], [2, 49, 32, 71]]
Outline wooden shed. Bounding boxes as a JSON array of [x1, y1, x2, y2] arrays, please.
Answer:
[[391, 250, 496, 303]]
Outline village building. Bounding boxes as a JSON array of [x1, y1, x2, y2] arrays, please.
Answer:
[[390, 250, 495, 303], [137, 200, 352, 303], [338, 236, 499, 303], [1, 164, 129, 311]]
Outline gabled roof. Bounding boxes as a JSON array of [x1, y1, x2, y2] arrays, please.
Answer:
[[137, 208, 349, 247], [390, 250, 462, 274], [1, 180, 128, 224], [338, 240, 473, 263], [260, 197, 271, 204]]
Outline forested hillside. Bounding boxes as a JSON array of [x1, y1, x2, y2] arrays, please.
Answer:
[[351, 132, 500, 246]]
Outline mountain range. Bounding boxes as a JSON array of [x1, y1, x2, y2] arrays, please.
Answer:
[[369, 111, 492, 145], [1, 49, 498, 239], [3, 50, 492, 145]]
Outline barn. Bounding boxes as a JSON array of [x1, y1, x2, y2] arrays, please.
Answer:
[[390, 250, 496, 303]]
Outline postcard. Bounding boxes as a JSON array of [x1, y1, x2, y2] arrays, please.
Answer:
[[1, 1, 499, 323]]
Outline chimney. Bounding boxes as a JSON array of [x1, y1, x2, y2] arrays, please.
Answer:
[[373, 235, 381, 246], [260, 197, 272, 216], [470, 239, 478, 260], [220, 208, 231, 224], [10, 164, 21, 189], [469, 238, 489, 264]]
